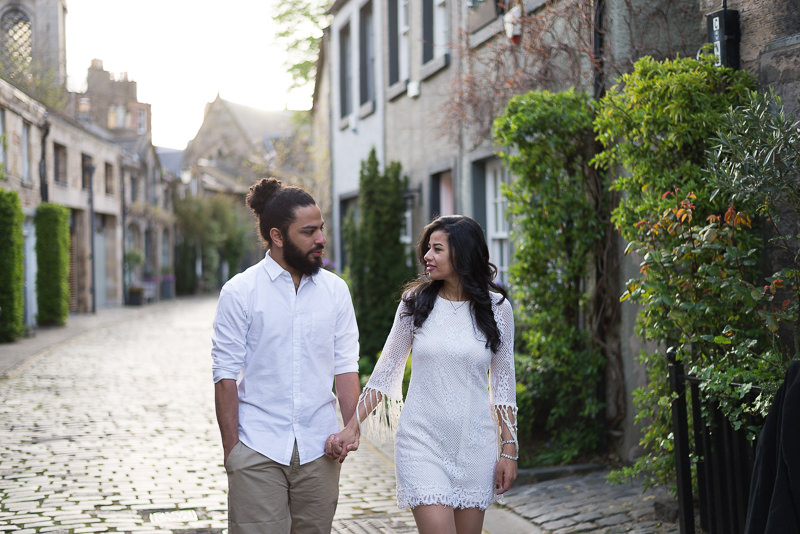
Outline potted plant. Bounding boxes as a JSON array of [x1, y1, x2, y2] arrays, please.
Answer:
[[124, 249, 144, 305]]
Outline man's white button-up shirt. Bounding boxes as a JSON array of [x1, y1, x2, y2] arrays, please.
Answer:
[[211, 252, 359, 466]]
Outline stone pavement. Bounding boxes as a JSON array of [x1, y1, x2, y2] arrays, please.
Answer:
[[0, 296, 681, 533]]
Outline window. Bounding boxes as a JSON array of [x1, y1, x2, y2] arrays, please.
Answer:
[[422, 0, 448, 64], [81, 154, 93, 190], [137, 108, 147, 134], [429, 170, 454, 218], [117, 106, 126, 129], [54, 143, 67, 185], [359, 2, 375, 106], [400, 197, 414, 268], [104, 162, 114, 195], [0, 9, 32, 79], [130, 174, 139, 202], [21, 122, 31, 182], [468, 0, 502, 33], [339, 22, 352, 118], [339, 196, 359, 271], [388, 0, 410, 89], [486, 159, 511, 287], [161, 228, 170, 267]]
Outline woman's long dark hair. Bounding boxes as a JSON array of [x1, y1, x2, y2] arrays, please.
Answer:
[[401, 215, 508, 352]]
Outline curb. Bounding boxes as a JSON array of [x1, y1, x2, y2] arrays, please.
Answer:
[[513, 462, 607, 488]]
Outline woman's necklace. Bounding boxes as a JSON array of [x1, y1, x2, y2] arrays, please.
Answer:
[[441, 292, 468, 313]]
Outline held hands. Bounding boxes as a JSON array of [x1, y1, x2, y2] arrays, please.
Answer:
[[325, 425, 360, 463]]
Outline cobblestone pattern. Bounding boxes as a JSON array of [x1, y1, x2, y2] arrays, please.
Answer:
[[500, 471, 680, 534], [0, 297, 682, 534], [0, 298, 414, 533]]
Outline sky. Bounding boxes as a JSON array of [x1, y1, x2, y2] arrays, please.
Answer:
[[65, 0, 313, 150]]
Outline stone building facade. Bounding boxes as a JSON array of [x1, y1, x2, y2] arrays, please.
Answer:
[[316, 0, 799, 462], [0, 0, 174, 320]]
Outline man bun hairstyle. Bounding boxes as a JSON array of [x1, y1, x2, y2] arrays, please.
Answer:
[[246, 177, 316, 248]]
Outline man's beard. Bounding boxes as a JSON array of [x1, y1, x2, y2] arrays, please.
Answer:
[[283, 235, 323, 276]]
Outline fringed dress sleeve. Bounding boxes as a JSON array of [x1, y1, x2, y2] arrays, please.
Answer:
[[490, 296, 518, 452], [355, 300, 414, 439]]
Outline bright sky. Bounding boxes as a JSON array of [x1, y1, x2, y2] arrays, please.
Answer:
[[65, 0, 313, 150]]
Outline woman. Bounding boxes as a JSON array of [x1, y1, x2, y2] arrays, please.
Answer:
[[327, 215, 518, 534]]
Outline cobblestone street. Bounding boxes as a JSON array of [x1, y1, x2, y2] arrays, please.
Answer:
[[0, 297, 680, 533], [0, 297, 420, 533]]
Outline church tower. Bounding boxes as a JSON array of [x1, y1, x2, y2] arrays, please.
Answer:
[[0, 0, 67, 87]]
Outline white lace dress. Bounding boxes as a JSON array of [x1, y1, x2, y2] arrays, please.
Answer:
[[359, 292, 517, 510]]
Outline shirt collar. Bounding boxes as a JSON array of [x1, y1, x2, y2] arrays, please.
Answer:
[[263, 250, 320, 285]]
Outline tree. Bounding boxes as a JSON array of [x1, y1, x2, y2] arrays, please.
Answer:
[[0, 59, 67, 110], [173, 194, 254, 293], [272, 0, 330, 92], [494, 89, 611, 465], [594, 54, 763, 487], [444, 0, 701, 148], [345, 148, 413, 374]]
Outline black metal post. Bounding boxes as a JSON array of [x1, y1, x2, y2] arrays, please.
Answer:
[[39, 119, 50, 203], [88, 164, 96, 314], [668, 347, 695, 533]]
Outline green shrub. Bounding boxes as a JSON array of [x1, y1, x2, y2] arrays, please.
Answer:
[[593, 53, 772, 488], [0, 189, 25, 342], [175, 237, 198, 295], [35, 203, 70, 326], [494, 89, 607, 465], [345, 148, 414, 375]]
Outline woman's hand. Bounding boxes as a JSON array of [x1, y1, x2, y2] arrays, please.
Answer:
[[325, 425, 360, 463], [494, 456, 518, 494]]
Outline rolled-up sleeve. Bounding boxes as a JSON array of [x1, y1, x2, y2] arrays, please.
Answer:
[[211, 284, 248, 383], [333, 281, 360, 375]]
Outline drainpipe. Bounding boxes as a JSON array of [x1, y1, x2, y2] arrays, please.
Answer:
[[593, 0, 605, 99], [88, 164, 97, 314], [455, 0, 467, 214], [39, 117, 50, 203], [120, 159, 128, 305]]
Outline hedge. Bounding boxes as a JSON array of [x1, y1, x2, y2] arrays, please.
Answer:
[[35, 203, 71, 326], [0, 188, 25, 342]]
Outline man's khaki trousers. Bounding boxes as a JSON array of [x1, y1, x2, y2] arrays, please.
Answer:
[[225, 441, 341, 533]]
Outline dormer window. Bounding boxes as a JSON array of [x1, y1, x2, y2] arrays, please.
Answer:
[[0, 9, 32, 79]]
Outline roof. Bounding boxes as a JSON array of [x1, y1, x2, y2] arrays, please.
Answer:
[[156, 147, 184, 176], [195, 163, 250, 195], [220, 99, 295, 144]]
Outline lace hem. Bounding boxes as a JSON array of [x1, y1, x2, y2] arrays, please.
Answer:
[[356, 386, 403, 445], [397, 491, 495, 511]]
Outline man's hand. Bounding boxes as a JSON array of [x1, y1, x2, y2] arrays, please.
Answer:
[[325, 426, 360, 463]]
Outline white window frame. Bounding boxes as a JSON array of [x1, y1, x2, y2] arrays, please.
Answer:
[[338, 22, 353, 121], [359, 1, 375, 111], [486, 158, 511, 287], [434, 0, 448, 57], [137, 108, 147, 134], [400, 0, 409, 79]]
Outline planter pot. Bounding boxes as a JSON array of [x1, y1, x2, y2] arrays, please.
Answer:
[[128, 288, 144, 306]]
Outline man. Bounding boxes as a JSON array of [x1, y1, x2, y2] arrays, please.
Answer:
[[212, 177, 360, 533]]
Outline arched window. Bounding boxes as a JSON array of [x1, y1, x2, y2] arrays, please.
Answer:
[[0, 9, 32, 79]]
